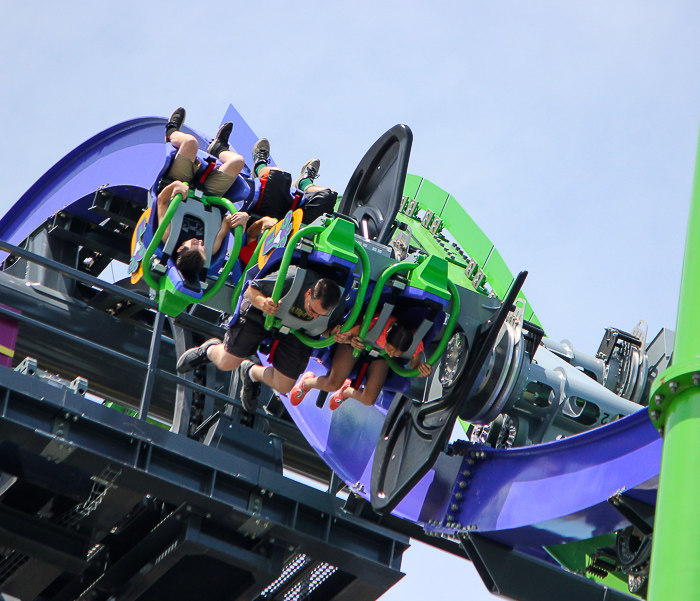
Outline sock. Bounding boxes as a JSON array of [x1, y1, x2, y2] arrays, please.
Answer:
[[296, 177, 313, 191], [254, 161, 267, 177]]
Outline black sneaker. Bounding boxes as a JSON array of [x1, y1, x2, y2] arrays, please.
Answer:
[[176, 338, 220, 373], [165, 107, 186, 142], [239, 359, 261, 413], [207, 122, 233, 157], [252, 138, 270, 170]]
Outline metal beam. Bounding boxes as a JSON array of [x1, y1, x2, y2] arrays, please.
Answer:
[[460, 533, 636, 601]]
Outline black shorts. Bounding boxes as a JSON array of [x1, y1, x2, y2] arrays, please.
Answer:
[[224, 317, 313, 380], [301, 188, 338, 224], [255, 170, 297, 221]]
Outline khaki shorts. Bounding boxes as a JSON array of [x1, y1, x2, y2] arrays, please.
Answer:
[[168, 154, 235, 197]]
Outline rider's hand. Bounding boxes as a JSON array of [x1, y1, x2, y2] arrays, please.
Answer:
[[334, 329, 353, 344], [227, 212, 249, 230], [260, 296, 279, 316], [350, 335, 366, 350], [417, 362, 433, 378], [170, 181, 189, 201], [259, 216, 278, 232]]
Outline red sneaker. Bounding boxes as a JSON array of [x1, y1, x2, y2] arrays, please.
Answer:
[[329, 379, 352, 411], [289, 371, 315, 406]]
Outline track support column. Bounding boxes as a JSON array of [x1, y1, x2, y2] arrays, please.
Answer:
[[648, 124, 700, 600]]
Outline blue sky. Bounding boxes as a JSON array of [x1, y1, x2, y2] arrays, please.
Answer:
[[2, 2, 699, 599]]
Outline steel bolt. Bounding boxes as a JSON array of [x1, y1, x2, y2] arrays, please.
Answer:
[[451, 504, 459, 512], [459, 481, 467, 489], [651, 411, 660, 421], [669, 381, 679, 393], [654, 394, 664, 404]]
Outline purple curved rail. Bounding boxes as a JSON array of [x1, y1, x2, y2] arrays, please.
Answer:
[[280, 374, 661, 548]]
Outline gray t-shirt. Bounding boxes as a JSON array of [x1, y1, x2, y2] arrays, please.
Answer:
[[242, 266, 345, 333]]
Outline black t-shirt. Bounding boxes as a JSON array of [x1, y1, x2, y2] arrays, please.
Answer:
[[174, 215, 205, 249], [242, 266, 344, 333]]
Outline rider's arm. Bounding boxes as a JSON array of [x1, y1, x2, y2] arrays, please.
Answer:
[[329, 322, 362, 342], [212, 212, 249, 254], [246, 268, 296, 316], [156, 181, 189, 244], [409, 352, 433, 377], [246, 216, 278, 240], [245, 285, 279, 316]]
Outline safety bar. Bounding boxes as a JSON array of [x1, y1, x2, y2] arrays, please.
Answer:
[[140, 191, 243, 298], [354, 259, 461, 377], [263, 220, 371, 348]]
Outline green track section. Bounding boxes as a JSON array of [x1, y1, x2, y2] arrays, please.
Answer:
[[545, 535, 638, 598], [400, 174, 543, 329]]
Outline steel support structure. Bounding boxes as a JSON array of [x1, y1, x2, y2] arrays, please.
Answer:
[[0, 366, 408, 601]]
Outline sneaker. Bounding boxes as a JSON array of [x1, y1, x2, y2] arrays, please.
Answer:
[[252, 138, 271, 169], [289, 371, 315, 406], [292, 158, 321, 189], [207, 121, 233, 157], [328, 379, 352, 411], [176, 338, 220, 373], [165, 107, 186, 142], [240, 359, 261, 413]]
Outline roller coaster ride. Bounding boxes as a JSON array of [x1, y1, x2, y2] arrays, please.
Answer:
[[0, 104, 693, 601]]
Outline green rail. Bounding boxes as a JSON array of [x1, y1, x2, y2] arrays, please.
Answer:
[[229, 231, 269, 314]]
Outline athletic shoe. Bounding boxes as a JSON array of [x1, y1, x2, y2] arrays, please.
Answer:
[[176, 338, 220, 373], [207, 121, 233, 157], [240, 359, 261, 413], [289, 371, 315, 406], [328, 379, 352, 411], [165, 107, 186, 142], [252, 138, 271, 168], [292, 158, 321, 189]]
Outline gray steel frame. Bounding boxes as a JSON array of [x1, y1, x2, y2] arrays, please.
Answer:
[[0, 367, 408, 601]]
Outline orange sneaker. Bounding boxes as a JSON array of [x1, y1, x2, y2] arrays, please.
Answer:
[[329, 379, 352, 411], [289, 371, 315, 406]]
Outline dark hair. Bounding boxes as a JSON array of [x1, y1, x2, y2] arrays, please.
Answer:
[[386, 321, 414, 353], [176, 247, 206, 281], [310, 278, 341, 310]]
